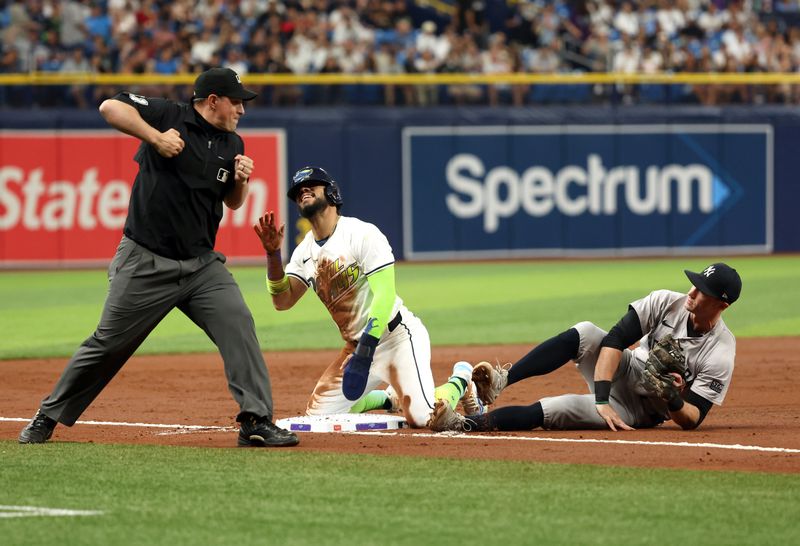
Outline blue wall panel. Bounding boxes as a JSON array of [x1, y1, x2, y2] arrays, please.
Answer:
[[3, 105, 798, 258]]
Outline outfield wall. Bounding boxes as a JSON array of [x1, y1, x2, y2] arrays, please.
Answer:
[[1, 105, 799, 265]]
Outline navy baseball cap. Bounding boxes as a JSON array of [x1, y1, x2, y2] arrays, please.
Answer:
[[684, 263, 742, 304], [193, 67, 257, 101]]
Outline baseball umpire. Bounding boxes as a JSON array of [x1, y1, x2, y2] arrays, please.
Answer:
[[428, 262, 742, 433], [19, 67, 298, 448], [253, 166, 483, 427]]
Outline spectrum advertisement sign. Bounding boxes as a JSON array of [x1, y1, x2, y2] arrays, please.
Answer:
[[0, 130, 285, 266], [402, 125, 772, 259]]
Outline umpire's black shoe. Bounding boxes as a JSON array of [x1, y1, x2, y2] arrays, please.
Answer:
[[237, 414, 299, 447], [19, 409, 57, 444]]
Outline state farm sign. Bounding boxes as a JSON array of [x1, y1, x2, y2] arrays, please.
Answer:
[[0, 130, 286, 265]]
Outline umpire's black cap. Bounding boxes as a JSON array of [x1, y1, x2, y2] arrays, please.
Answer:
[[685, 263, 742, 304], [193, 67, 257, 101]]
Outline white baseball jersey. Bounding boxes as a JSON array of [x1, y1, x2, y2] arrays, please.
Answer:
[[285, 215, 436, 426], [630, 289, 736, 405], [285, 216, 401, 342]]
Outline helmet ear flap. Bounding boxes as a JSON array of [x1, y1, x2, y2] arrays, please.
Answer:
[[325, 181, 343, 206]]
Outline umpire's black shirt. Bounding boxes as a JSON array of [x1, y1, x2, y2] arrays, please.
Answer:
[[113, 92, 243, 260]]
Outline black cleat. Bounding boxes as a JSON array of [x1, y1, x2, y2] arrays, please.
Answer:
[[19, 410, 57, 444], [237, 414, 299, 447]]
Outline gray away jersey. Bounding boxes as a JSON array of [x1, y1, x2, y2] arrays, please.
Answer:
[[630, 289, 736, 405]]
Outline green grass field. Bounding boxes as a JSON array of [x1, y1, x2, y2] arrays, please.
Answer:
[[2, 256, 799, 545], [1, 443, 798, 546], [1, 255, 798, 359]]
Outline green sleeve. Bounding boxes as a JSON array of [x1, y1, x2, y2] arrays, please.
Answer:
[[364, 265, 396, 338]]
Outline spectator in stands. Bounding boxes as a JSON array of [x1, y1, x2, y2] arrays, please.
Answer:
[[582, 25, 612, 72], [656, 0, 687, 39], [0, 43, 21, 73], [587, 0, 614, 36], [413, 48, 439, 105], [533, 2, 562, 47], [481, 31, 516, 106], [60, 46, 92, 108], [696, 1, 727, 36], [440, 35, 483, 105], [455, 0, 488, 42], [3, 0, 800, 108], [614, 2, 639, 38], [640, 43, 664, 73], [89, 34, 117, 105], [84, 3, 111, 45], [526, 39, 564, 74], [612, 35, 641, 104], [190, 28, 218, 67], [224, 47, 249, 75], [416, 20, 439, 56], [373, 41, 404, 106], [59, 0, 90, 48]]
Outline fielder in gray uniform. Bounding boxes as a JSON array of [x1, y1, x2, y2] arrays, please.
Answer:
[[428, 262, 742, 433], [18, 68, 297, 448]]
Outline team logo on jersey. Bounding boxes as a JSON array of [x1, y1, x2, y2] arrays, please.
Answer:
[[217, 168, 230, 183], [311, 257, 361, 304], [128, 93, 148, 105], [709, 379, 724, 393]]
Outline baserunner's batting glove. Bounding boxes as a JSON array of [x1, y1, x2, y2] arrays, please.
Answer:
[[342, 332, 379, 401]]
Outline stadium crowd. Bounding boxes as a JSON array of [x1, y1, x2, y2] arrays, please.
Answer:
[[1, 0, 799, 107]]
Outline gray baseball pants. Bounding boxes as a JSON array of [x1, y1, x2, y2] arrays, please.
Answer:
[[40, 236, 273, 426], [539, 321, 667, 430]]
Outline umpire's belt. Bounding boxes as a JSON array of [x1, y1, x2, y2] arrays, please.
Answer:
[[388, 311, 402, 333]]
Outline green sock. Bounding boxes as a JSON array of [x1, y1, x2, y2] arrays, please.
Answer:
[[434, 378, 467, 410], [349, 390, 389, 413]]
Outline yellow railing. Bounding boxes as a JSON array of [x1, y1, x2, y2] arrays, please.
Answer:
[[0, 72, 799, 86]]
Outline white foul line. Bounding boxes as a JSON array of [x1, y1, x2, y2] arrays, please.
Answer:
[[0, 505, 103, 518], [3, 416, 799, 454], [1, 416, 236, 434], [354, 431, 800, 454]]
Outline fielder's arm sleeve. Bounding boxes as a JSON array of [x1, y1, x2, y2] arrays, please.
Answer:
[[685, 390, 714, 426], [600, 306, 644, 350], [364, 265, 396, 338]]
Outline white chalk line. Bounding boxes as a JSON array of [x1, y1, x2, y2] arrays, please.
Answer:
[[0, 505, 104, 519], [0, 417, 236, 436], [355, 431, 800, 454], [3, 416, 799, 454]]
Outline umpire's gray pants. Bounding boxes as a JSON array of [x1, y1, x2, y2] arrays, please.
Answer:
[[41, 236, 273, 425], [539, 321, 667, 430]]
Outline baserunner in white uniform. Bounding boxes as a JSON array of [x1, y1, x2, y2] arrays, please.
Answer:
[[254, 166, 483, 427], [428, 263, 742, 433]]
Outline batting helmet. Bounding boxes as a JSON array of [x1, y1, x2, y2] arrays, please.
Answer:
[[287, 166, 343, 207]]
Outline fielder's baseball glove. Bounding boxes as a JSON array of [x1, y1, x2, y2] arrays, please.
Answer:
[[641, 334, 687, 401]]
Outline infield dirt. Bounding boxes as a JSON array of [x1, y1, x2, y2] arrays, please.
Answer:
[[2, 337, 798, 473]]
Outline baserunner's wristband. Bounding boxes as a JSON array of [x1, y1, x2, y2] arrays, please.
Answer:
[[594, 380, 611, 404], [267, 274, 290, 295]]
